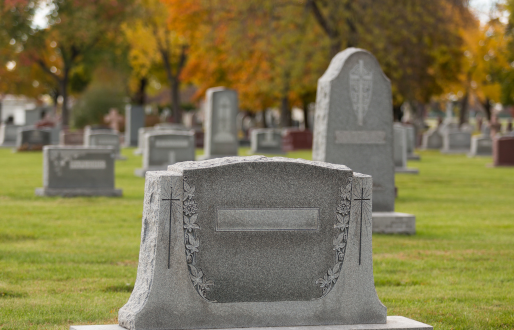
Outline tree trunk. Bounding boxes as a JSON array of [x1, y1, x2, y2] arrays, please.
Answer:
[[280, 95, 291, 128], [60, 70, 69, 128], [302, 99, 310, 130], [171, 76, 181, 124], [459, 90, 469, 127], [483, 97, 492, 121], [393, 104, 402, 122], [134, 77, 147, 106]]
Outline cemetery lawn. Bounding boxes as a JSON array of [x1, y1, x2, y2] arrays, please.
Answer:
[[0, 148, 513, 330]]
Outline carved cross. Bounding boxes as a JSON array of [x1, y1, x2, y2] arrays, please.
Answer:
[[163, 186, 180, 269], [354, 187, 370, 265]]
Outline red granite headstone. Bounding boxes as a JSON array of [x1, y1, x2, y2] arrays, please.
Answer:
[[60, 130, 84, 145], [493, 136, 514, 166], [282, 129, 312, 151]]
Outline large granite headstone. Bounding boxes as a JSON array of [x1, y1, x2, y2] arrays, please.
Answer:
[[393, 124, 418, 174], [125, 105, 146, 147], [492, 136, 514, 166], [16, 127, 51, 151], [135, 130, 195, 177], [441, 130, 471, 154], [35, 146, 122, 197], [201, 87, 238, 159], [421, 127, 443, 150], [85, 132, 125, 160], [250, 128, 284, 154], [0, 124, 21, 147], [70, 156, 432, 330], [25, 107, 48, 125], [468, 135, 492, 157], [312, 48, 415, 234]]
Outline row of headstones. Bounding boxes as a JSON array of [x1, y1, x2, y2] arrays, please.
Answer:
[[0, 124, 60, 150], [421, 122, 514, 165], [71, 48, 432, 330]]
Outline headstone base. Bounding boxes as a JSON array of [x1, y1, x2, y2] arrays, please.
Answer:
[[35, 188, 122, 197], [372, 212, 416, 234], [407, 154, 421, 161], [395, 167, 419, 174], [69, 316, 432, 330]]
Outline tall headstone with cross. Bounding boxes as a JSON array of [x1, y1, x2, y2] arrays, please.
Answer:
[[200, 87, 238, 159], [134, 130, 195, 177], [312, 48, 415, 234], [70, 156, 432, 330], [36, 146, 122, 197]]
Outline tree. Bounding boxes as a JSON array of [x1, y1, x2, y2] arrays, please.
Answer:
[[7, 0, 129, 127], [123, 0, 189, 123]]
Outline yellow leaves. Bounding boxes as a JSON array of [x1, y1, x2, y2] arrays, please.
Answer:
[[122, 21, 158, 79]]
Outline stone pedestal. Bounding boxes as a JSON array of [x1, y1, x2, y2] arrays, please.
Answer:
[[125, 105, 145, 147], [372, 212, 416, 235], [70, 316, 432, 330]]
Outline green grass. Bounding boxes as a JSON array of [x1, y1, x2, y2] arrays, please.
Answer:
[[0, 147, 513, 329]]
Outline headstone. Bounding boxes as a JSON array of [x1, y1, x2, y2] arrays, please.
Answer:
[[393, 124, 418, 174], [35, 146, 122, 197], [134, 124, 191, 155], [16, 127, 51, 151], [0, 124, 21, 147], [85, 132, 125, 160], [421, 127, 443, 149], [282, 129, 313, 151], [104, 108, 124, 132], [481, 124, 491, 137], [60, 130, 85, 145], [468, 135, 492, 157], [201, 87, 238, 159], [135, 130, 195, 177], [125, 105, 145, 147], [250, 128, 284, 154], [312, 48, 415, 234], [70, 156, 432, 330], [25, 107, 48, 125], [492, 136, 514, 166], [441, 130, 471, 154], [404, 124, 420, 160]]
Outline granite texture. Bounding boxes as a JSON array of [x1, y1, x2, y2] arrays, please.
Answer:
[[125, 105, 145, 147], [36, 146, 122, 197], [250, 128, 284, 154], [468, 135, 492, 157], [118, 156, 386, 329], [16, 126, 51, 151], [203, 87, 239, 159], [441, 131, 471, 154], [421, 128, 442, 150], [135, 130, 195, 176], [372, 213, 415, 235], [312, 48, 394, 212], [71, 316, 432, 330]]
